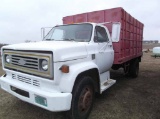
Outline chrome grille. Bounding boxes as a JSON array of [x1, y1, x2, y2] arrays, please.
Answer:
[[11, 55, 39, 70], [12, 74, 40, 87], [33, 80, 40, 87], [17, 75, 32, 84], [12, 74, 16, 79], [3, 50, 53, 78]]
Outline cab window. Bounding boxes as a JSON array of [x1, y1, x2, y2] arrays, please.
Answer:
[[94, 26, 109, 42]]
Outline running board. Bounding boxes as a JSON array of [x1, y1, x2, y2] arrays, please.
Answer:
[[101, 79, 116, 93]]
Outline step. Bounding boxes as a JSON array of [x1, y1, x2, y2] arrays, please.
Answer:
[[101, 79, 116, 93]]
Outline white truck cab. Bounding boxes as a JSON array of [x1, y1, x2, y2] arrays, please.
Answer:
[[0, 22, 120, 119]]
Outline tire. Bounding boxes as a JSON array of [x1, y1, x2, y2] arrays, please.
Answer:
[[67, 76, 95, 119], [129, 60, 139, 78], [112, 65, 120, 70], [123, 63, 130, 76]]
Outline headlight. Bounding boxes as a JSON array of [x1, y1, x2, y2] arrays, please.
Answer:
[[5, 55, 10, 63], [41, 59, 48, 71]]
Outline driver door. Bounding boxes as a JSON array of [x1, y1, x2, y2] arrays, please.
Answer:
[[94, 25, 114, 74]]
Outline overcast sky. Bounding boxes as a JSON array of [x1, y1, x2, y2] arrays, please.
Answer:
[[0, 0, 160, 44]]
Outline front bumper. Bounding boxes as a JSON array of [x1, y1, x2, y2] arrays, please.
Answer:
[[0, 75, 72, 112]]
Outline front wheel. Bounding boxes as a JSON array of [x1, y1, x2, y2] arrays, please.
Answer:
[[68, 76, 95, 119]]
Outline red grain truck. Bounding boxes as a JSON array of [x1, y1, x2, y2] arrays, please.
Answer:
[[0, 7, 143, 119]]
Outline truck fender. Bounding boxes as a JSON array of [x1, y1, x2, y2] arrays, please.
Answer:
[[59, 61, 99, 93]]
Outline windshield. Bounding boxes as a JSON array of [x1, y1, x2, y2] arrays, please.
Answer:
[[44, 23, 93, 42]]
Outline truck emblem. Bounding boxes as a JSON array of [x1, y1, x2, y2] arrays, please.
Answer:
[[18, 58, 26, 65]]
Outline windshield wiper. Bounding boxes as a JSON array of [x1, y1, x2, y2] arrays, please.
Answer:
[[45, 38, 76, 41], [63, 38, 75, 41], [45, 39, 54, 41]]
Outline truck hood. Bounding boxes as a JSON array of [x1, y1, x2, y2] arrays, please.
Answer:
[[2, 41, 88, 62]]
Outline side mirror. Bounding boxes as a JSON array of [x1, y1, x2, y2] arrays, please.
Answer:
[[41, 27, 53, 40], [111, 23, 121, 42], [41, 28, 45, 40]]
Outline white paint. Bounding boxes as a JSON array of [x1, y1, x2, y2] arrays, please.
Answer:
[[0, 74, 72, 111], [94, 24, 114, 74], [0, 23, 116, 112], [100, 79, 116, 93], [100, 71, 110, 85]]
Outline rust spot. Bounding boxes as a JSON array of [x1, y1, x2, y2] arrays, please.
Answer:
[[77, 17, 84, 22], [91, 16, 100, 22], [112, 12, 118, 17]]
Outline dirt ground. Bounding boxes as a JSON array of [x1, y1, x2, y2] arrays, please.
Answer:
[[143, 43, 160, 50], [0, 52, 160, 119]]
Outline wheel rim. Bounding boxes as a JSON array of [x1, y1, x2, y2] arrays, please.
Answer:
[[78, 85, 93, 115]]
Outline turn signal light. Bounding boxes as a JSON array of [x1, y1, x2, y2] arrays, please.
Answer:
[[60, 65, 69, 73]]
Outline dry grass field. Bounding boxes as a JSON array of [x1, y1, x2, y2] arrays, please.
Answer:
[[143, 43, 160, 50], [0, 52, 160, 119]]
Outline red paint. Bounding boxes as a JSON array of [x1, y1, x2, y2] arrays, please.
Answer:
[[63, 7, 144, 64]]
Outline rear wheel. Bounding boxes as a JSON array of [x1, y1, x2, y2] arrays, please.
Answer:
[[123, 62, 130, 76], [129, 59, 139, 78], [68, 76, 95, 119]]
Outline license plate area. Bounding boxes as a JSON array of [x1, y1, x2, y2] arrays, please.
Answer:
[[35, 95, 47, 107], [10, 86, 29, 98]]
